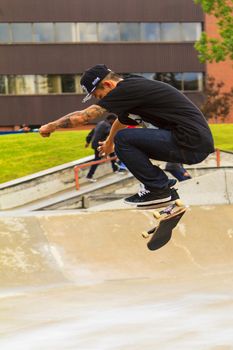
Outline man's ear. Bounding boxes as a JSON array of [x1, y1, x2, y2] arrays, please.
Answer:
[[103, 80, 115, 89]]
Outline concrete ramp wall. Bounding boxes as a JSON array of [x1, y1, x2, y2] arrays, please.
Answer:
[[0, 205, 232, 288], [0, 216, 67, 287], [178, 169, 233, 205]]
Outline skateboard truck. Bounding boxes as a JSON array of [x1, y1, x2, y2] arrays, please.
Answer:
[[153, 199, 184, 219]]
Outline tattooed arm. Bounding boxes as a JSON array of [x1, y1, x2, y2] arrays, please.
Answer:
[[39, 105, 107, 137]]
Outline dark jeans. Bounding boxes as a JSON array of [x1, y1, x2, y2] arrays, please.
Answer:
[[87, 149, 118, 178], [114, 128, 209, 191]]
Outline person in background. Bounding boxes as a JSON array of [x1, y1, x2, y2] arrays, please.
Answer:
[[165, 162, 192, 182], [18, 124, 31, 132], [85, 114, 119, 182], [18, 124, 39, 133]]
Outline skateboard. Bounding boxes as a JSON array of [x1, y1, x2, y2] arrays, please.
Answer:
[[142, 200, 186, 251]]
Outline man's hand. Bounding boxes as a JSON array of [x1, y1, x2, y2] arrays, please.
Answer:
[[98, 140, 114, 157], [97, 119, 126, 157], [39, 123, 56, 137]]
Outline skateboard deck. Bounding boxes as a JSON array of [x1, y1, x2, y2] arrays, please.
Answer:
[[142, 202, 186, 251]]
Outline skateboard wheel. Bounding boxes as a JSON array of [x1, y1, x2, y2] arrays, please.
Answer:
[[175, 199, 183, 207], [142, 231, 149, 238], [153, 211, 161, 219]]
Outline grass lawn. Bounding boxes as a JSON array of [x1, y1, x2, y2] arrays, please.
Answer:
[[209, 124, 233, 152], [0, 124, 232, 184], [0, 130, 93, 184]]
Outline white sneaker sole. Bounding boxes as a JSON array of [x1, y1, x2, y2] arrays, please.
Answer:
[[124, 195, 172, 206], [86, 179, 97, 183]]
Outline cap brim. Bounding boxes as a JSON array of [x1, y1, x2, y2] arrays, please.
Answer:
[[82, 86, 97, 103], [82, 93, 92, 103]]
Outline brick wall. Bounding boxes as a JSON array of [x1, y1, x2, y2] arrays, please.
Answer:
[[206, 14, 233, 123]]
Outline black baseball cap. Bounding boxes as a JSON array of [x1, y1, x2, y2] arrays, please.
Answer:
[[80, 64, 112, 103]]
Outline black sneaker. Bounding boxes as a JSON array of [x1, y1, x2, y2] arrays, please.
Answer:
[[136, 188, 180, 209], [170, 188, 179, 201], [124, 187, 171, 206], [168, 179, 177, 187]]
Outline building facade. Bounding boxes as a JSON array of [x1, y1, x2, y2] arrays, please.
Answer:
[[205, 13, 233, 123], [0, 0, 206, 128]]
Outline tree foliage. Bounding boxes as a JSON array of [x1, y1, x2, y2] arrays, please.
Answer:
[[194, 0, 233, 62], [200, 75, 233, 121]]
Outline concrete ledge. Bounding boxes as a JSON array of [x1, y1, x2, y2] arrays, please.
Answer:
[[88, 169, 233, 211], [16, 172, 134, 211], [0, 155, 114, 210], [179, 169, 233, 205], [0, 155, 93, 190], [225, 170, 233, 203]]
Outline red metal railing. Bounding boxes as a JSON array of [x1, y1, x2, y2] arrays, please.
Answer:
[[215, 148, 220, 167], [74, 156, 117, 190], [74, 150, 221, 190]]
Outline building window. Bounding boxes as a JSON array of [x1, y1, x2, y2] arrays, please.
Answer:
[[33, 23, 54, 42], [0, 76, 7, 94], [0, 23, 10, 43], [61, 75, 76, 93], [75, 75, 83, 94], [0, 72, 203, 95], [78, 23, 97, 41], [11, 23, 32, 42], [55, 23, 76, 42], [7, 75, 36, 94], [47, 75, 60, 93], [154, 72, 202, 91], [183, 72, 202, 91], [36, 75, 60, 93], [139, 73, 156, 80], [154, 72, 182, 90], [36, 75, 47, 94], [182, 23, 202, 41], [1, 21, 202, 43], [141, 23, 160, 42], [120, 23, 140, 41], [161, 23, 181, 42], [98, 23, 120, 41]]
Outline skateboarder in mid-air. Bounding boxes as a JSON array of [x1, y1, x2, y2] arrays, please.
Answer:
[[39, 64, 214, 206]]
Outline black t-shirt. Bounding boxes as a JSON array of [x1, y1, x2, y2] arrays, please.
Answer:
[[98, 76, 214, 152]]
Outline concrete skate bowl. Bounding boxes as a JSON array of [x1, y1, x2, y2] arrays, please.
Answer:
[[1, 205, 233, 350]]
